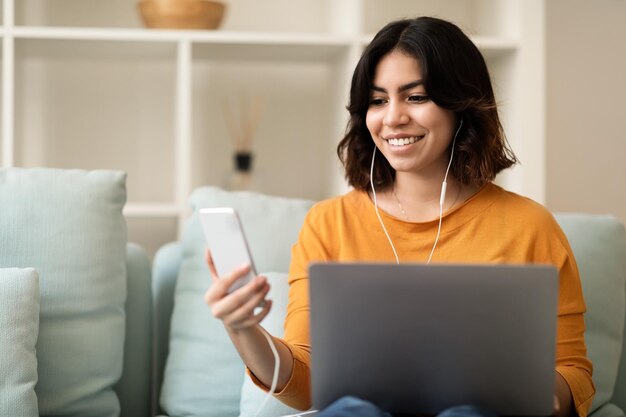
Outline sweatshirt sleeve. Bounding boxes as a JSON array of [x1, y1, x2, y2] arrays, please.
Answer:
[[530, 211, 596, 417], [554, 243, 595, 417], [247, 203, 332, 410]]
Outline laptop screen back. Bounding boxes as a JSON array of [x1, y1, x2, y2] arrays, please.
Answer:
[[309, 263, 558, 416]]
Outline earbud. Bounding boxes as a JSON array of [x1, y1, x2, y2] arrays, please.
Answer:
[[439, 182, 448, 207], [439, 117, 464, 207]]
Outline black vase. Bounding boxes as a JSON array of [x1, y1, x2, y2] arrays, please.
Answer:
[[235, 151, 253, 173]]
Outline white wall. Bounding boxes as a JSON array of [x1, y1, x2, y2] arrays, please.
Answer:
[[545, 0, 626, 223]]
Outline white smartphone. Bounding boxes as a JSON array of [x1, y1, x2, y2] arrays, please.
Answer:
[[198, 207, 257, 293]]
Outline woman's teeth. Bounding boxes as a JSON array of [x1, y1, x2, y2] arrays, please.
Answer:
[[387, 136, 421, 146]]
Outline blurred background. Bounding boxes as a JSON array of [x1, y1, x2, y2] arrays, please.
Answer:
[[1, 0, 624, 258]]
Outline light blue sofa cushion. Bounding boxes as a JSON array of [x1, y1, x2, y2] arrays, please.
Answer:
[[555, 214, 626, 414], [592, 403, 625, 417], [0, 168, 127, 417], [239, 272, 301, 417], [0, 268, 40, 417], [160, 187, 313, 417]]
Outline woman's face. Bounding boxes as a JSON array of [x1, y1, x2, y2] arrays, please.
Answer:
[[366, 50, 457, 179]]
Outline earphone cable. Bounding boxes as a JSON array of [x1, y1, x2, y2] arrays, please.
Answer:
[[261, 328, 320, 417], [427, 119, 463, 263], [370, 147, 400, 264], [253, 326, 281, 417]]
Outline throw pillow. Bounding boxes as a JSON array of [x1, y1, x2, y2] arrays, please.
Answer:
[[0, 168, 127, 417], [555, 213, 626, 413], [160, 187, 313, 417], [0, 268, 40, 417]]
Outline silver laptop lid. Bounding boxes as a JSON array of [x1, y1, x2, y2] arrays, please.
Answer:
[[309, 263, 558, 416]]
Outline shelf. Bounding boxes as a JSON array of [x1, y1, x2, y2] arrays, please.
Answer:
[[471, 36, 518, 51], [7, 27, 516, 61], [8, 26, 352, 62], [124, 203, 181, 217], [11, 26, 351, 44]]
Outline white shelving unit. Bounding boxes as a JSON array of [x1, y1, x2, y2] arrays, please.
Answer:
[[0, 0, 545, 257]]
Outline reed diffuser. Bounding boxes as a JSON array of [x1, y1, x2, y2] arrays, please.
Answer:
[[222, 95, 263, 191]]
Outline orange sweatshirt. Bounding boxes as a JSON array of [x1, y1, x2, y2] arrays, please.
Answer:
[[250, 183, 595, 415]]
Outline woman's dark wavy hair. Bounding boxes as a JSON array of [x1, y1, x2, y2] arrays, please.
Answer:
[[337, 16, 517, 191]]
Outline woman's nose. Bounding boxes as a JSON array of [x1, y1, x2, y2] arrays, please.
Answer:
[[383, 101, 409, 127]]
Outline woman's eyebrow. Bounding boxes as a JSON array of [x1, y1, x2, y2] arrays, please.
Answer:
[[371, 80, 424, 93]]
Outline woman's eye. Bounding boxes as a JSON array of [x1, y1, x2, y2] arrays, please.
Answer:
[[369, 98, 387, 106], [408, 95, 429, 103]]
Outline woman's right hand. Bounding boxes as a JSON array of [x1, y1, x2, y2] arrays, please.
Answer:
[[203, 249, 273, 331]]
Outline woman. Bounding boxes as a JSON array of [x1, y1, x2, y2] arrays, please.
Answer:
[[204, 16, 594, 417]]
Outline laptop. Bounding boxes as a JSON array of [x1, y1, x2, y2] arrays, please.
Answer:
[[308, 263, 558, 416]]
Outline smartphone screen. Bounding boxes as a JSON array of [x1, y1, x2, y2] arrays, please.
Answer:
[[198, 207, 257, 293]]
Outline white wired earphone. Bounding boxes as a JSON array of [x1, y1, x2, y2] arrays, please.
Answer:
[[370, 118, 464, 264], [254, 326, 280, 417], [256, 330, 319, 417]]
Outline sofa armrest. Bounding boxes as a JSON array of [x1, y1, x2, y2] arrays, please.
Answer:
[[115, 243, 153, 417], [152, 241, 183, 416], [612, 302, 626, 412], [555, 214, 626, 416]]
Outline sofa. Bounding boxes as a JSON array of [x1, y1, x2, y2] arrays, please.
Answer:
[[0, 168, 153, 417], [1, 167, 625, 417]]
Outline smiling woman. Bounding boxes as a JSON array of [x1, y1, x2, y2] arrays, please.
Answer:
[[203, 16, 595, 417]]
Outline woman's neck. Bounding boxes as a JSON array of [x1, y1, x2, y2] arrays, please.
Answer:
[[385, 173, 476, 222], [394, 172, 449, 205]]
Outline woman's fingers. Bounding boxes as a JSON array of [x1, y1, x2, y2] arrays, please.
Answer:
[[202, 252, 271, 331], [209, 274, 267, 319], [223, 281, 271, 326], [204, 263, 252, 304], [233, 299, 273, 329]]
